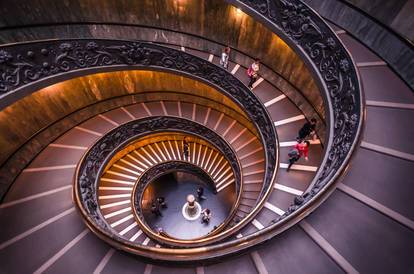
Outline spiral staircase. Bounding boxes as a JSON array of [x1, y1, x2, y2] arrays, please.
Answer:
[[0, 0, 413, 273]]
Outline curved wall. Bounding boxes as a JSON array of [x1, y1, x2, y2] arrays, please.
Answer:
[[0, 0, 324, 120], [343, 0, 414, 41], [304, 0, 414, 91], [0, 70, 254, 165], [0, 70, 261, 199]]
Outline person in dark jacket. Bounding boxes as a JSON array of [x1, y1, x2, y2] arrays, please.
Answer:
[[197, 187, 206, 200], [297, 118, 317, 142], [182, 136, 189, 158], [157, 197, 167, 208], [247, 59, 260, 90], [151, 202, 162, 217]]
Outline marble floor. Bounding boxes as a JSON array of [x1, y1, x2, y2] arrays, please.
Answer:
[[142, 173, 234, 239]]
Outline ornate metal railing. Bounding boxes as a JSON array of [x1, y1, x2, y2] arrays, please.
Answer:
[[75, 116, 249, 246], [99, 134, 241, 244], [132, 161, 220, 238], [0, 38, 278, 197], [1, 0, 362, 261], [222, 0, 364, 237], [0, 38, 279, 238]]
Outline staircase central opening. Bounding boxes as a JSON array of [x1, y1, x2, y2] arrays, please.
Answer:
[[141, 171, 234, 240]]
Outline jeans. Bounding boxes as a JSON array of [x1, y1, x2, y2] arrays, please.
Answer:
[[287, 156, 299, 171], [248, 76, 257, 88]]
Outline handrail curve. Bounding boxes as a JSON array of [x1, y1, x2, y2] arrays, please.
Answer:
[[132, 160, 231, 243], [1, 0, 363, 261]]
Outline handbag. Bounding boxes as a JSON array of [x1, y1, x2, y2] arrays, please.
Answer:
[[288, 148, 299, 158], [247, 66, 253, 77]]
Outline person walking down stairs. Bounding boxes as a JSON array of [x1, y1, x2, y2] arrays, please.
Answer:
[[182, 136, 189, 159], [219, 46, 231, 70], [247, 59, 260, 90], [287, 140, 310, 172]]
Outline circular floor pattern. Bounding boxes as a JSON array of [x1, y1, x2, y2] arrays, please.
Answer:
[[181, 200, 202, 221], [142, 173, 233, 239]]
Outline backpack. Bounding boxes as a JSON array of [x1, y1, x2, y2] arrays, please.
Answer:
[[288, 148, 299, 158]]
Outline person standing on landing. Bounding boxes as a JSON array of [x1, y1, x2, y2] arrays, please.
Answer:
[[220, 46, 231, 70], [201, 208, 211, 224], [287, 140, 310, 172], [151, 202, 162, 217], [157, 197, 167, 208], [197, 187, 206, 200]]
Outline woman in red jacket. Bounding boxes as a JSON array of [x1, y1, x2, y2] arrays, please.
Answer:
[[287, 140, 310, 172]]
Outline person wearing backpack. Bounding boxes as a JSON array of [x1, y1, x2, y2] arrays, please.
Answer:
[[287, 140, 310, 172]]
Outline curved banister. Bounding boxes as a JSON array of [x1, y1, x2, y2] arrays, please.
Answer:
[[1, 0, 363, 261], [302, 0, 414, 91], [74, 116, 243, 241], [99, 132, 242, 243], [0, 38, 278, 200], [0, 39, 279, 240], [132, 160, 232, 243], [76, 116, 264, 247], [226, 0, 364, 213]]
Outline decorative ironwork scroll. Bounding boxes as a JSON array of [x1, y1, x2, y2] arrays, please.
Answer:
[[2, 0, 363, 260], [75, 116, 242, 233], [227, 0, 363, 219], [0, 39, 277, 205]]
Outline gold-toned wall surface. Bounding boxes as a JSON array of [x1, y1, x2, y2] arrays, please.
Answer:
[[0, 70, 254, 166], [0, 0, 323, 120]]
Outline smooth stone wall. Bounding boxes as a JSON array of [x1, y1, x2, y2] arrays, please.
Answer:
[[343, 0, 414, 41], [0, 70, 254, 165]]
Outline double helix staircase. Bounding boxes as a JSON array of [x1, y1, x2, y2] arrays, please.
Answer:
[[99, 135, 238, 241], [0, 38, 325, 269], [1, 2, 412, 273]]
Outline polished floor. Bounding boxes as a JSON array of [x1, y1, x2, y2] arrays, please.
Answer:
[[142, 173, 234, 239]]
